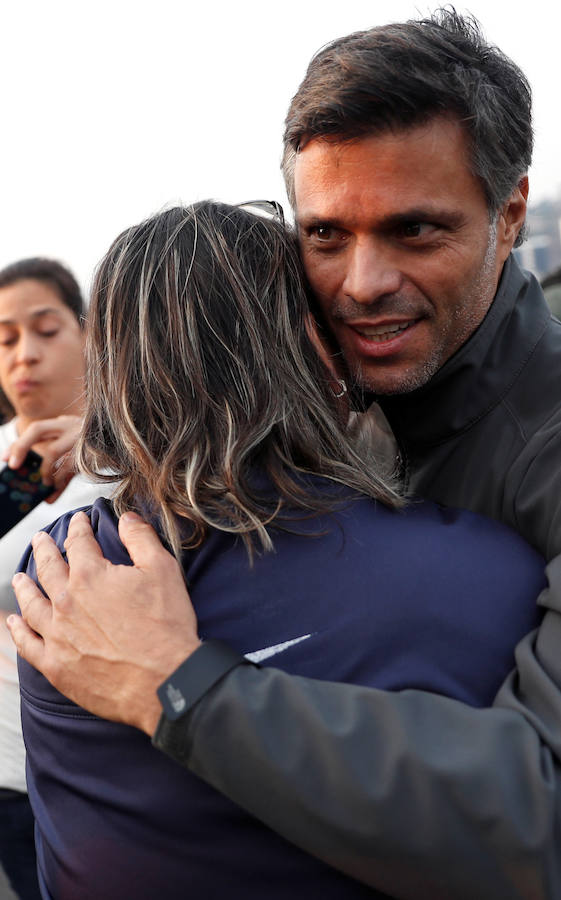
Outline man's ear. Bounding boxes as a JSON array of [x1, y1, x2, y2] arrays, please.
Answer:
[[497, 176, 529, 261]]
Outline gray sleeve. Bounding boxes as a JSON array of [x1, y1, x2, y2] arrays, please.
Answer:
[[153, 564, 561, 900], [151, 437, 561, 900]]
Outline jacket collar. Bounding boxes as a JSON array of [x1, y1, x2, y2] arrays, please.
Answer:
[[378, 256, 551, 447]]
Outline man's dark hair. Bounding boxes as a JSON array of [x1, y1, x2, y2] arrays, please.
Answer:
[[282, 8, 532, 246], [0, 257, 84, 323]]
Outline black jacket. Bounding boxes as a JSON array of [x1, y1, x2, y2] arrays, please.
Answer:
[[155, 256, 561, 900]]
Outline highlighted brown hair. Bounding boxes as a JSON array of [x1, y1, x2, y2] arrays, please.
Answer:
[[79, 202, 401, 559]]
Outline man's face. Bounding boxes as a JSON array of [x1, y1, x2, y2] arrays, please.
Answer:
[[295, 117, 519, 395]]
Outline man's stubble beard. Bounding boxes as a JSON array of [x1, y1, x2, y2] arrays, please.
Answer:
[[351, 221, 500, 397]]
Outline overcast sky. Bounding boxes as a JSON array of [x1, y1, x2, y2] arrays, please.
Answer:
[[1, 0, 558, 290]]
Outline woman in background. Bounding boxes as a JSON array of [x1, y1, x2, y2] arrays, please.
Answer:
[[18, 204, 545, 899], [0, 259, 113, 900]]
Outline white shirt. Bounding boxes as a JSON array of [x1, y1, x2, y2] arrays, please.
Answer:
[[0, 418, 115, 792]]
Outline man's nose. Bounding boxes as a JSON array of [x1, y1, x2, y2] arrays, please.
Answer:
[[342, 240, 402, 305]]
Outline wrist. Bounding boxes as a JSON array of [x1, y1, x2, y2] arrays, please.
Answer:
[[137, 639, 203, 735], [156, 640, 244, 724]]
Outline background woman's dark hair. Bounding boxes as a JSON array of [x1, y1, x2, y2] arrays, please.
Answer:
[[282, 7, 532, 246], [78, 201, 402, 559], [0, 257, 84, 419], [0, 257, 84, 321]]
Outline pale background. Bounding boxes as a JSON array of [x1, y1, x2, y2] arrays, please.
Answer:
[[0, 0, 559, 294], [0, 2, 558, 897]]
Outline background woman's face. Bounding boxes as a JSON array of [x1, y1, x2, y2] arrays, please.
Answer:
[[0, 278, 85, 428]]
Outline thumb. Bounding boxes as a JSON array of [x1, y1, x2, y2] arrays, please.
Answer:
[[117, 512, 172, 569]]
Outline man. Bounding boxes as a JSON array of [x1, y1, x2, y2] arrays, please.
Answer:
[[8, 10, 561, 899]]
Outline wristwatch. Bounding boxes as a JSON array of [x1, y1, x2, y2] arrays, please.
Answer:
[[157, 640, 247, 721]]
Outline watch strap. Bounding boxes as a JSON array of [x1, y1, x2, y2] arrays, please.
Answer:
[[157, 640, 246, 721]]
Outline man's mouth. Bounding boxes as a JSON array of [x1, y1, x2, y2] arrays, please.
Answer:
[[354, 321, 415, 343]]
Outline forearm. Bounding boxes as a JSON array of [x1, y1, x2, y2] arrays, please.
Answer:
[[154, 629, 560, 900]]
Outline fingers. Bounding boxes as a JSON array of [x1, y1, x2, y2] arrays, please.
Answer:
[[6, 613, 46, 671], [35, 425, 80, 486], [32, 530, 70, 602], [3, 414, 82, 474], [117, 511, 174, 569], [4, 417, 62, 468], [63, 511, 105, 569], [34, 446, 73, 488], [3, 421, 44, 467], [11, 572, 52, 637]]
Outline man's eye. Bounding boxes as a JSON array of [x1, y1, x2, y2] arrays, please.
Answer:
[[306, 225, 348, 247], [311, 226, 335, 241], [400, 222, 436, 239]]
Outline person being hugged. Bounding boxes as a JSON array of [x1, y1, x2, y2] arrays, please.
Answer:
[[16, 205, 545, 900]]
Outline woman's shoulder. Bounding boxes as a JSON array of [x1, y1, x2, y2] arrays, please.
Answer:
[[334, 493, 545, 575], [395, 498, 545, 578], [57, 496, 129, 562], [19, 498, 131, 578]]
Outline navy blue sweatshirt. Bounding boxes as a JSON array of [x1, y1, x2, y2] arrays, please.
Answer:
[[19, 493, 545, 899]]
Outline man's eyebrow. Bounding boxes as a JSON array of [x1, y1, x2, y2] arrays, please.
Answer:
[[296, 214, 346, 229], [382, 209, 466, 229], [296, 209, 466, 230], [0, 307, 63, 326]]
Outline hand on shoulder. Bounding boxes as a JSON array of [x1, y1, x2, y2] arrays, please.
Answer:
[[8, 510, 201, 734]]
